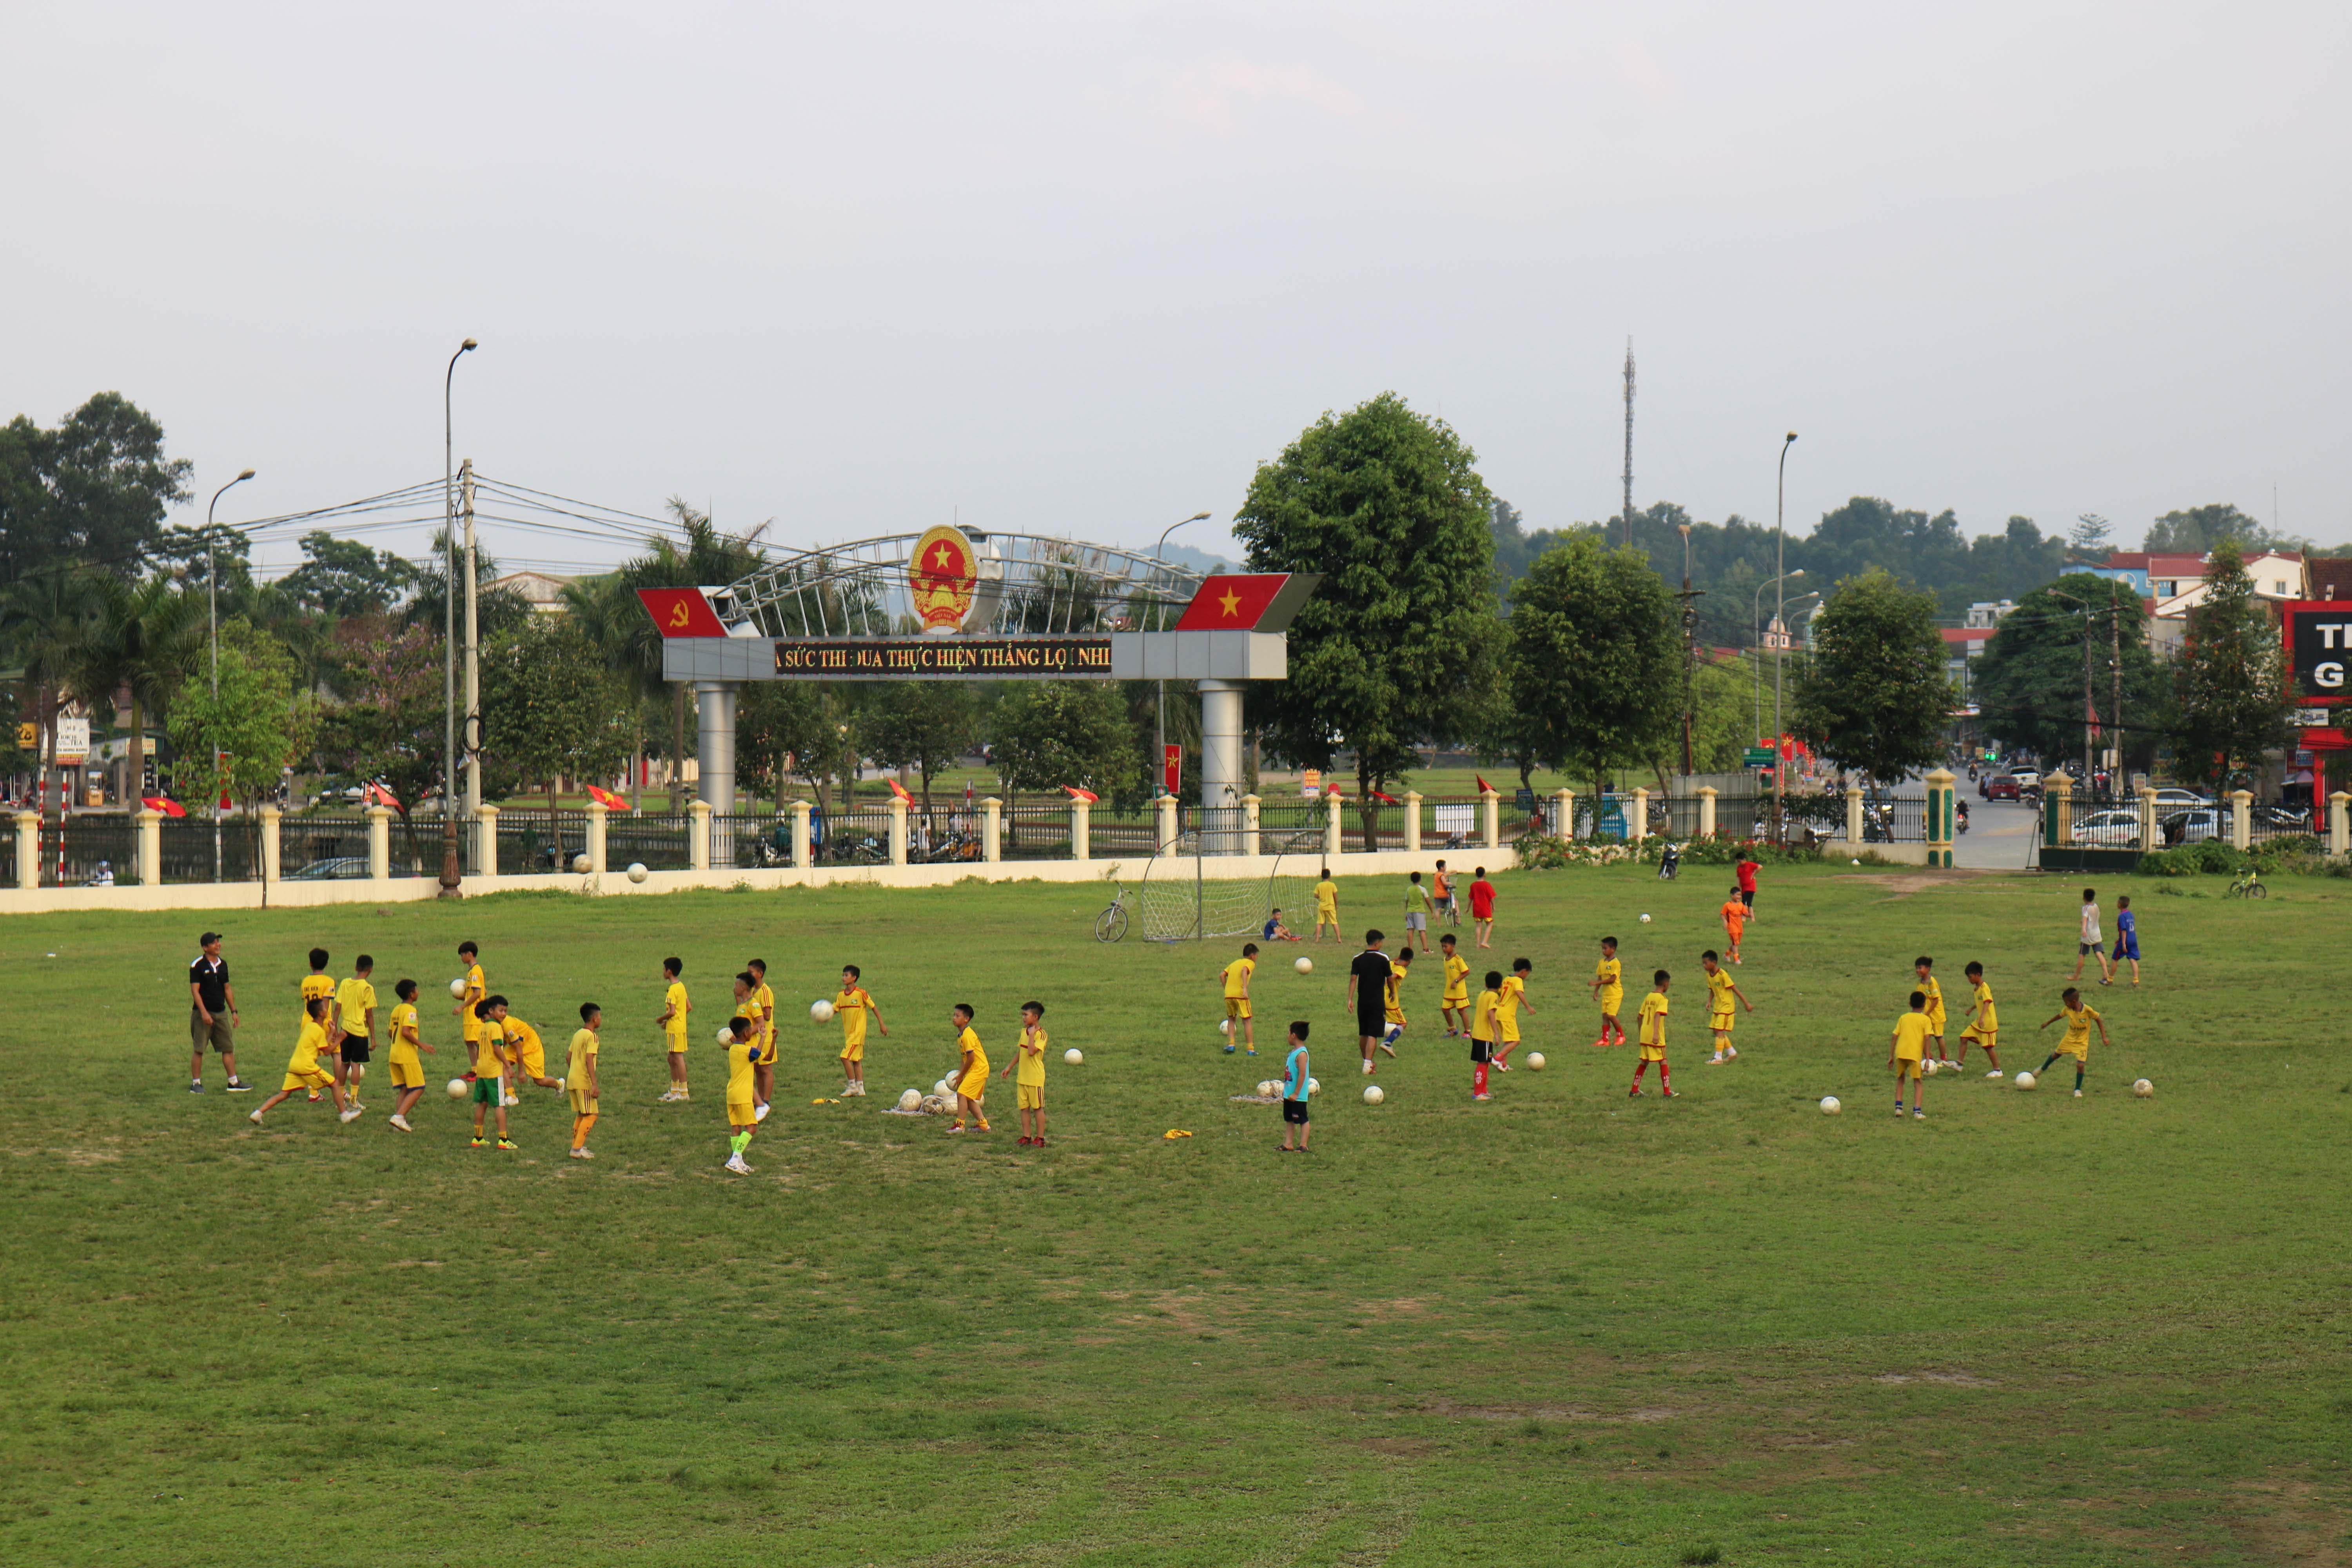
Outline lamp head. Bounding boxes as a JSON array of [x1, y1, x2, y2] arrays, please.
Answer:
[[1784, 431, 1798, 444], [236, 468, 255, 481], [1186, 511, 1210, 522], [460, 338, 478, 352]]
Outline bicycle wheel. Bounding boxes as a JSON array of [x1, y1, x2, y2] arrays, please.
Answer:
[[2249, 882, 2267, 899], [1096, 904, 1129, 943]]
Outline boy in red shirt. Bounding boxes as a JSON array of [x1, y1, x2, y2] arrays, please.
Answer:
[[1468, 867, 1497, 949], [1735, 854, 1760, 918]]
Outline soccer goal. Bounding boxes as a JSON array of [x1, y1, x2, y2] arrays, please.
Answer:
[[1137, 809, 1320, 943]]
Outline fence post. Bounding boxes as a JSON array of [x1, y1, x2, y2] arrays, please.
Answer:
[[586, 801, 608, 876], [1631, 787, 1650, 847], [1324, 791, 1344, 858], [790, 799, 812, 867], [688, 800, 711, 871], [474, 805, 500, 878], [2137, 784, 2160, 855], [365, 804, 393, 882], [2042, 770, 2073, 846], [1924, 767, 1955, 868], [887, 798, 908, 866], [1070, 799, 1092, 862], [13, 812, 36, 889], [1844, 784, 1864, 846], [1480, 788, 1501, 851], [2331, 791, 2351, 858], [1697, 786, 1717, 840], [1403, 791, 1423, 853], [135, 806, 163, 887], [259, 805, 282, 883], [1555, 788, 1577, 841], [2228, 788, 2252, 851], [1158, 793, 1182, 851], [1241, 793, 1262, 857], [981, 797, 1003, 862]]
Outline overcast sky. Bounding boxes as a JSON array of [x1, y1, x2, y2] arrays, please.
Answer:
[[8, 2, 2347, 577]]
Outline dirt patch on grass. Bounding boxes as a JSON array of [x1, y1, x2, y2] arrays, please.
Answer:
[[1874, 1371, 2000, 1387], [1855, 871, 1998, 896], [2229, 1475, 2352, 1567]]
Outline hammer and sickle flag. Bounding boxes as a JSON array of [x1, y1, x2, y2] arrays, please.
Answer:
[[635, 588, 730, 638]]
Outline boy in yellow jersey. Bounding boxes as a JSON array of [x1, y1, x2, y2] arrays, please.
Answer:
[[1700, 950, 1753, 1065], [1438, 933, 1470, 1036], [731, 972, 771, 1121], [467, 1000, 516, 1148], [1913, 956, 1950, 1067], [385, 978, 438, 1132], [1589, 936, 1625, 1048], [1469, 968, 1503, 1100], [834, 964, 887, 1097], [485, 997, 563, 1099], [946, 1003, 989, 1134], [1955, 960, 2004, 1078], [331, 955, 377, 1112], [1000, 1000, 1049, 1146], [300, 948, 336, 1100], [748, 958, 777, 1110], [655, 956, 691, 1102], [1492, 957, 1535, 1070], [1312, 869, 1340, 942], [453, 941, 487, 1081], [249, 997, 359, 1126], [566, 1003, 602, 1159], [2034, 987, 2109, 1098], [1889, 990, 1932, 1119], [1219, 942, 1259, 1055], [1631, 970, 1676, 1098], [721, 1016, 760, 1173], [1378, 946, 1412, 1056]]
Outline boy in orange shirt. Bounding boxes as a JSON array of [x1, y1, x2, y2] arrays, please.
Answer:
[[1719, 887, 1749, 964]]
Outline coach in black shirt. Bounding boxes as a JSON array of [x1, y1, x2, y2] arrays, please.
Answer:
[[188, 932, 250, 1093], [1347, 931, 1392, 1078]]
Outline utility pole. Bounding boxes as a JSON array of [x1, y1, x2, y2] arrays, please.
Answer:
[[1677, 524, 1702, 776], [2108, 580, 2124, 788], [1772, 432, 1798, 842], [439, 338, 476, 898], [461, 459, 481, 864], [1621, 341, 1636, 549]]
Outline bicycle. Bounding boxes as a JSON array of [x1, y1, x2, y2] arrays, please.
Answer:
[[2226, 867, 2267, 900], [1095, 880, 1134, 943]]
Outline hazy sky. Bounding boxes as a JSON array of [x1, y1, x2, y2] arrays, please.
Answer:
[[9, 2, 2347, 578]]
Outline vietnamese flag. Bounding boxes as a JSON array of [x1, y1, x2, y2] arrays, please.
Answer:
[[1474, 774, 1495, 795], [585, 784, 629, 810], [885, 777, 915, 805], [1062, 785, 1100, 803], [1370, 789, 1401, 804], [141, 796, 186, 818], [1172, 574, 1290, 631]]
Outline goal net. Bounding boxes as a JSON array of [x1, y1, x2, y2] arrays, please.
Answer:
[[1138, 811, 1319, 943]]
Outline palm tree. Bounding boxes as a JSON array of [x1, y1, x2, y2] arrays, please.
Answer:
[[0, 571, 98, 882], [73, 575, 205, 818]]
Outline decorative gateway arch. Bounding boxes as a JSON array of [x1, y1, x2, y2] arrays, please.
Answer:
[[635, 526, 1317, 836]]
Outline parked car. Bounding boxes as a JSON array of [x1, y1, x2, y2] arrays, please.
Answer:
[[2007, 768, 2042, 789], [2160, 809, 2224, 846], [2147, 788, 2209, 811], [285, 856, 371, 880], [1983, 775, 2023, 802], [2073, 809, 2142, 848]]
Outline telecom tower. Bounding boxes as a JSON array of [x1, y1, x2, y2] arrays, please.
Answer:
[[1621, 339, 1636, 548]]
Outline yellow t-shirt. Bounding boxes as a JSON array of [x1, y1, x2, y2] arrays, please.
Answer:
[[835, 985, 871, 1046], [388, 1002, 421, 1062], [725, 1037, 759, 1109], [1705, 968, 1737, 1026], [502, 1016, 545, 1074], [663, 981, 690, 1043], [738, 988, 766, 1034], [288, 1018, 329, 1074], [1469, 987, 1500, 1043], [475, 1026, 508, 1080], [301, 973, 335, 1022], [1314, 880, 1338, 915], [1498, 975, 1527, 1042], [1637, 991, 1668, 1054], [1442, 953, 1470, 1003], [1223, 957, 1255, 999], [1384, 963, 1409, 1024], [1892, 1012, 1930, 1061], [566, 1027, 598, 1085], [956, 1024, 988, 1083], [1965, 981, 1997, 1036], [333, 976, 376, 1038], [1918, 975, 1945, 1028], [2057, 1002, 2101, 1056], [1016, 1025, 1049, 1087], [1594, 955, 1622, 998], [460, 964, 486, 1040], [753, 982, 776, 1045]]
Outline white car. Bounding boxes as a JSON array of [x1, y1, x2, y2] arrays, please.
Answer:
[[2008, 768, 2043, 789], [2147, 788, 2210, 811], [2161, 808, 2224, 845], [2072, 809, 2141, 848]]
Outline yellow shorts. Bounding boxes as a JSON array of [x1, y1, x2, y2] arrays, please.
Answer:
[[1599, 989, 1624, 1015], [759, 1034, 777, 1066], [1385, 1009, 1405, 1027], [956, 1070, 987, 1102], [1927, 1013, 1947, 1035], [1500, 1027, 1520, 1044], [1894, 1052, 1924, 1073], [516, 1048, 546, 1082], [2054, 1040, 2089, 1061], [665, 1031, 688, 1055], [1017, 1082, 1043, 1111], [567, 1091, 599, 1116], [389, 1051, 424, 1089], [1709, 1012, 1734, 1034], [840, 1041, 864, 1063], [726, 1096, 757, 1126], [1962, 1025, 1994, 1045], [1225, 998, 1251, 1021], [282, 1067, 333, 1093], [1443, 992, 1468, 1008], [1637, 1042, 1664, 1062], [1315, 903, 1338, 924]]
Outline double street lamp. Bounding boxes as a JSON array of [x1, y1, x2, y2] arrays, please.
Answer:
[[1772, 432, 1798, 840], [1152, 512, 1212, 800], [438, 338, 477, 897]]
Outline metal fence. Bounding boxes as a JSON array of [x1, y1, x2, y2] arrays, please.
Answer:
[[607, 814, 692, 872], [56, 814, 134, 884], [160, 817, 258, 882], [494, 809, 591, 875], [812, 804, 893, 865], [279, 814, 374, 880]]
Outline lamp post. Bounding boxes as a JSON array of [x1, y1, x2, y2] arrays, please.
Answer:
[[1751, 570, 1804, 742], [204, 469, 255, 882], [1773, 432, 1798, 840], [1151, 512, 1211, 800], [439, 338, 477, 898]]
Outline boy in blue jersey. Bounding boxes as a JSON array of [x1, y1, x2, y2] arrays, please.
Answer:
[[1277, 1022, 1312, 1152], [2112, 895, 2141, 985]]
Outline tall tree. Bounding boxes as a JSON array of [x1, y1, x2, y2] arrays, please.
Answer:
[[734, 680, 833, 813], [1234, 393, 1499, 848], [1502, 538, 1681, 803], [71, 575, 206, 812], [1791, 570, 1955, 788], [0, 393, 192, 583], [861, 682, 978, 822], [989, 681, 1137, 808], [167, 620, 320, 844], [479, 615, 632, 857], [0, 570, 97, 878], [280, 530, 418, 617], [1973, 573, 2169, 772], [2172, 541, 2293, 793], [316, 624, 446, 867]]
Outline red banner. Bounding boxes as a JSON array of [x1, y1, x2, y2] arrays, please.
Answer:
[[1163, 744, 1182, 796], [636, 588, 731, 639], [1172, 574, 1291, 631]]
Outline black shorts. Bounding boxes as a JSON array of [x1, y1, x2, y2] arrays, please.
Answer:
[[339, 1040, 372, 1063], [1739, 889, 1755, 908], [1470, 1039, 1491, 1062], [1281, 1099, 1310, 1124], [1356, 1013, 1385, 1042]]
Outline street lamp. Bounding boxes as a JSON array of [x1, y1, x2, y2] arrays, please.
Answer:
[[205, 469, 255, 883], [439, 338, 477, 898], [1152, 512, 1212, 801], [1773, 432, 1797, 840], [1752, 569, 1804, 741]]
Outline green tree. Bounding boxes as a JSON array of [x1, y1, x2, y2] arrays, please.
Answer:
[[734, 680, 833, 813], [1973, 574, 2169, 773], [1791, 571, 1955, 788], [280, 530, 418, 617], [0, 392, 192, 583], [0, 570, 98, 875], [2172, 542, 2293, 793], [2144, 503, 2301, 555], [1234, 393, 1499, 848], [167, 621, 320, 841], [315, 624, 445, 866], [988, 682, 1137, 808], [71, 575, 205, 814], [1503, 537, 1680, 801], [479, 615, 632, 855], [861, 682, 978, 821]]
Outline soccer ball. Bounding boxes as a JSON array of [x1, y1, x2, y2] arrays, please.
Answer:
[[1063, 1047, 1083, 1065], [1307, 1077, 1320, 1096], [1639, 913, 1651, 924], [1294, 956, 1312, 974], [2132, 1078, 2153, 1098], [446, 1078, 468, 1099], [2014, 1071, 2037, 1090], [1923, 1060, 1938, 1077], [934, 1077, 953, 1096], [1851, 858, 1862, 866], [448, 977, 468, 998], [1382, 1023, 1403, 1047], [572, 852, 592, 873], [1257, 1080, 1278, 1096], [626, 862, 649, 883], [1525, 1051, 1546, 1071], [810, 999, 836, 1024], [897, 1088, 922, 1111], [1820, 1095, 1842, 1114], [1220, 1018, 1231, 1035], [715, 1025, 736, 1045], [1363, 1084, 1385, 1105]]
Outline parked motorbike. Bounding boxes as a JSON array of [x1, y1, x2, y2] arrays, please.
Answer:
[[1656, 842, 1681, 880]]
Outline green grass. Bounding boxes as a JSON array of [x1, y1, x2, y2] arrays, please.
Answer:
[[4, 864, 2349, 1565]]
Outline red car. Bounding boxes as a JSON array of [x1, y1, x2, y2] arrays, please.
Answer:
[[1982, 775, 2023, 801]]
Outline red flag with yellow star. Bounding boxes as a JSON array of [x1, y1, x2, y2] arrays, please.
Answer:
[[1172, 574, 1292, 631]]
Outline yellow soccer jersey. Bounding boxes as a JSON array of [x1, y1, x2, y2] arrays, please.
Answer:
[[1223, 957, 1256, 999], [1314, 880, 1338, 914], [503, 1016, 545, 1075], [301, 973, 335, 1022], [1891, 1012, 1931, 1061], [835, 986, 871, 1046], [1968, 981, 1998, 1034], [460, 964, 487, 1039], [1384, 964, 1408, 1024], [1918, 975, 1945, 1027], [2059, 1003, 2101, 1052], [566, 1027, 598, 1084], [663, 981, 690, 1041], [288, 1018, 329, 1074], [333, 976, 376, 1037], [474, 1029, 508, 1080], [388, 1001, 421, 1052], [1016, 1026, 1049, 1087], [1442, 953, 1470, 1002], [725, 1037, 759, 1109], [1594, 955, 1622, 995], [1637, 991, 1669, 1048], [1498, 974, 1527, 1042], [956, 1024, 989, 1081], [754, 982, 776, 1043], [739, 988, 766, 1034], [1705, 968, 1737, 1025], [1469, 987, 1500, 1043]]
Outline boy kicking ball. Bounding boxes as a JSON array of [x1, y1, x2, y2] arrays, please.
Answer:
[[1379, 947, 1413, 1057], [2035, 987, 2110, 1098], [1001, 1001, 1049, 1146], [250, 997, 360, 1127], [1955, 961, 2003, 1077], [385, 979, 439, 1131], [1630, 970, 1675, 1098], [1890, 990, 1930, 1119], [1700, 950, 1752, 1063], [947, 1004, 991, 1134]]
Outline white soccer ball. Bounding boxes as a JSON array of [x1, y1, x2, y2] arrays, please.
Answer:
[[1525, 1051, 1546, 1071], [1220, 1018, 1231, 1035], [1307, 1077, 1320, 1096], [1819, 1095, 1842, 1114], [1923, 1060, 1938, 1077], [934, 1077, 953, 1096], [446, 1078, 468, 1099], [1363, 1083, 1385, 1105], [715, 1025, 736, 1045], [572, 852, 592, 873], [1257, 1079, 1278, 1096], [626, 862, 649, 883], [897, 1088, 922, 1111], [2014, 1071, 2037, 1090], [449, 977, 468, 998], [1063, 1047, 1083, 1065], [810, 999, 836, 1024], [1294, 956, 1312, 975], [1639, 913, 1651, 923], [1851, 858, 1861, 866], [2132, 1078, 2153, 1098]]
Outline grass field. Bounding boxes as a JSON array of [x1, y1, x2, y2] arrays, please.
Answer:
[[4, 863, 2348, 1566]]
